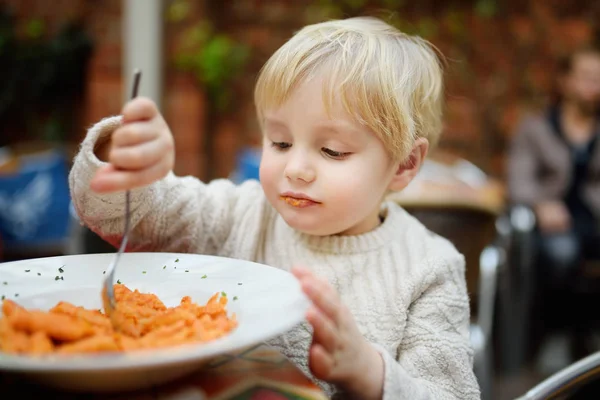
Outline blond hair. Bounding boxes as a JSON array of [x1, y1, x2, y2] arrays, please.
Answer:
[[254, 17, 444, 161]]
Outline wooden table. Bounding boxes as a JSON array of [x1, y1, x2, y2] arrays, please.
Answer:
[[0, 344, 328, 399]]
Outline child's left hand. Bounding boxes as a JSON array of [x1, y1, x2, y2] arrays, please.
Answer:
[[291, 266, 384, 399]]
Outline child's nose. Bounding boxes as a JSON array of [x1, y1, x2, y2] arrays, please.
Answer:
[[284, 154, 316, 183]]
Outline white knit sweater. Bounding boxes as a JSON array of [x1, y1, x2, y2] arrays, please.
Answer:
[[69, 117, 480, 400]]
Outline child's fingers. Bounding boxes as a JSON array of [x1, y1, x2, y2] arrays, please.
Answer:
[[112, 123, 159, 147], [309, 343, 334, 381], [301, 277, 342, 323], [306, 306, 337, 353], [90, 161, 169, 193], [122, 97, 158, 123], [109, 138, 170, 170], [291, 265, 313, 279]]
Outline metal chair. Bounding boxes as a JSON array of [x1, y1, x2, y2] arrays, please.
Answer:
[[516, 351, 600, 399], [499, 204, 600, 377]]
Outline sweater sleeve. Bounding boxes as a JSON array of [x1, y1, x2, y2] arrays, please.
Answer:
[[69, 116, 266, 255], [373, 254, 480, 400]]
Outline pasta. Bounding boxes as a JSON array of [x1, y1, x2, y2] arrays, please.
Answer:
[[0, 284, 237, 355]]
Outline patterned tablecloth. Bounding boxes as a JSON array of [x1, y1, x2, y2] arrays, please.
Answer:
[[0, 344, 329, 399]]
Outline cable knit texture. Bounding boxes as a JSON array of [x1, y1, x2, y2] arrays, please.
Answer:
[[69, 116, 481, 400]]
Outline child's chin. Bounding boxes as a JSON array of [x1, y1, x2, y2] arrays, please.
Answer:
[[282, 215, 333, 236]]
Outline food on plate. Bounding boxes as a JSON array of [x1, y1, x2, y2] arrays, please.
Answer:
[[0, 284, 237, 355]]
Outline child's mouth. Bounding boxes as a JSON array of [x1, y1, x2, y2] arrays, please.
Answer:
[[280, 196, 320, 208]]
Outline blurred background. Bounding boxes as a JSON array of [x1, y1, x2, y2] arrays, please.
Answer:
[[1, 1, 600, 399]]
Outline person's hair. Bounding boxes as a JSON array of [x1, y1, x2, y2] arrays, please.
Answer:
[[254, 17, 445, 161], [557, 45, 600, 77]]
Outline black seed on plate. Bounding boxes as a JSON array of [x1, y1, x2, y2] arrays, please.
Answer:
[[37, 273, 41, 276], [238, 283, 242, 285], [15, 294, 18, 297], [59, 267, 64, 273], [233, 296, 238, 301], [25, 270, 30, 273], [185, 270, 189, 273]]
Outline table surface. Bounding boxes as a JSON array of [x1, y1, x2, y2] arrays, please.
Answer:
[[0, 344, 329, 400]]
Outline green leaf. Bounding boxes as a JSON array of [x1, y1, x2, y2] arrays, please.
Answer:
[[166, 0, 191, 23], [345, 0, 367, 10], [416, 18, 439, 39], [25, 19, 45, 39], [382, 0, 404, 9], [475, 0, 497, 18]]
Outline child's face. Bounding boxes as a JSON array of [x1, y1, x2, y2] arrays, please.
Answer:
[[259, 75, 401, 236]]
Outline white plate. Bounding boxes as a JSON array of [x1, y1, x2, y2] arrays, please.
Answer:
[[0, 253, 309, 392]]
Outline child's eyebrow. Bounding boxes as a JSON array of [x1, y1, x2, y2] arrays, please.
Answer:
[[264, 117, 288, 130], [316, 120, 364, 138]]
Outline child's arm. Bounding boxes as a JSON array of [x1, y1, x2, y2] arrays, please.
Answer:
[[69, 115, 264, 255], [372, 254, 480, 400]]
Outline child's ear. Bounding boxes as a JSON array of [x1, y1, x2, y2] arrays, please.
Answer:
[[388, 138, 429, 192]]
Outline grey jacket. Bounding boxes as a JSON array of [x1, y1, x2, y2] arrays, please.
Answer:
[[507, 112, 600, 218]]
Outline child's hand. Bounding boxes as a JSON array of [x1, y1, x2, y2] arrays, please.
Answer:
[[90, 98, 175, 193], [291, 266, 384, 400]]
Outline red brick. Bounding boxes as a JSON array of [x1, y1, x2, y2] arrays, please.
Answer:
[[164, 74, 206, 177], [560, 19, 592, 48], [85, 71, 123, 127], [214, 119, 240, 178]]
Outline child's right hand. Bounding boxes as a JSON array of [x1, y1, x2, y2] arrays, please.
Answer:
[[90, 98, 175, 194]]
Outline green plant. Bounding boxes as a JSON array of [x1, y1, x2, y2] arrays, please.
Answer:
[[174, 22, 250, 112], [167, 0, 252, 179], [168, 1, 250, 112]]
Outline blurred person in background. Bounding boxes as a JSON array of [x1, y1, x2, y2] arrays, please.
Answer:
[[508, 46, 600, 364]]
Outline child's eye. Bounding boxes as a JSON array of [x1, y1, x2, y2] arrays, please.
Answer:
[[322, 147, 351, 159], [271, 141, 291, 150]]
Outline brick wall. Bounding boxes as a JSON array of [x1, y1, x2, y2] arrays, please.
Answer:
[[4, 0, 600, 180]]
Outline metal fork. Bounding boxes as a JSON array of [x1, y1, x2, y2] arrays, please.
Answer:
[[102, 69, 142, 326]]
